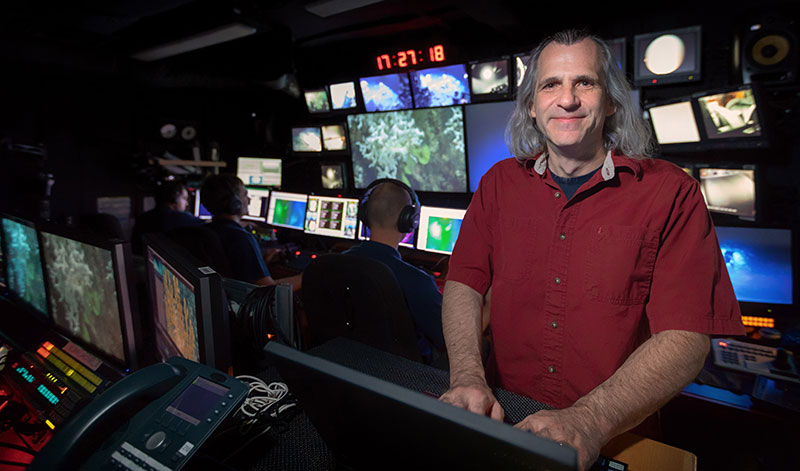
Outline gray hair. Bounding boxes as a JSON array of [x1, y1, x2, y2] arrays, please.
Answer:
[[506, 29, 654, 162]]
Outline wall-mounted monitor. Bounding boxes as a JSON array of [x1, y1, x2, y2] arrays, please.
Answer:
[[465, 101, 515, 192], [192, 189, 212, 220], [304, 88, 331, 114], [292, 127, 322, 153], [698, 167, 756, 220], [607, 37, 626, 72], [304, 196, 359, 240], [0, 225, 6, 290], [358, 221, 415, 248], [267, 191, 308, 231], [330, 81, 358, 110], [1, 215, 48, 317], [236, 157, 282, 188], [243, 187, 270, 223], [410, 64, 470, 107], [143, 233, 231, 372], [359, 73, 414, 112], [321, 163, 346, 190], [40, 225, 140, 371], [469, 59, 510, 101], [633, 25, 701, 86], [416, 206, 467, 255], [347, 107, 467, 193], [646, 99, 702, 145], [695, 85, 768, 149], [514, 53, 531, 88], [321, 124, 348, 151]]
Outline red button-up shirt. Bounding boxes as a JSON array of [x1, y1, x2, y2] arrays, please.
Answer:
[[447, 152, 744, 409]]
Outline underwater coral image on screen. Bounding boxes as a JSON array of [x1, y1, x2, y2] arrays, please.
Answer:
[[304, 89, 330, 113], [292, 127, 322, 152], [359, 73, 414, 112], [347, 107, 467, 192], [41, 232, 125, 362], [148, 249, 199, 362], [330, 82, 357, 110], [1, 218, 48, 316], [410, 64, 471, 107]]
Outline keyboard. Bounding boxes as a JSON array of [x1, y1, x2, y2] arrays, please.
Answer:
[[591, 455, 628, 470], [711, 338, 800, 384]]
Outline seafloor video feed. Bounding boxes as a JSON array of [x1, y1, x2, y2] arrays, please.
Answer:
[[150, 252, 200, 362], [41, 232, 124, 362], [304, 89, 330, 113], [2, 218, 48, 315], [699, 168, 755, 219], [359, 73, 414, 112], [470, 60, 510, 95], [424, 216, 463, 254], [411, 64, 471, 107], [292, 127, 322, 152], [348, 107, 467, 192]]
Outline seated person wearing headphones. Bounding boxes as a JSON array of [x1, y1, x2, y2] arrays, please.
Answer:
[[132, 180, 203, 254], [201, 174, 302, 290], [345, 179, 446, 363]]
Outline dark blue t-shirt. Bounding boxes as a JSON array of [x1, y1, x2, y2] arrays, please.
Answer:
[[132, 207, 204, 254], [550, 166, 601, 200], [206, 219, 270, 284], [344, 241, 445, 359]]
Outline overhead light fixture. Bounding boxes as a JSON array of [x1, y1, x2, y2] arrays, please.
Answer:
[[131, 22, 257, 62], [304, 0, 384, 18]]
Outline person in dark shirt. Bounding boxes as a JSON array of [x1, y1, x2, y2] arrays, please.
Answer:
[[345, 179, 445, 363], [201, 174, 301, 290], [131, 180, 203, 254]]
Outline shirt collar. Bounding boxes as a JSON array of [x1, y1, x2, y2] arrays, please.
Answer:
[[528, 150, 640, 180], [361, 240, 402, 260]]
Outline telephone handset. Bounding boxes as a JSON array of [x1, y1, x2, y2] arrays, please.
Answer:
[[29, 357, 248, 471]]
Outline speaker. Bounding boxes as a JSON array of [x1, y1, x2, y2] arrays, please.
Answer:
[[358, 178, 420, 234], [741, 17, 798, 85]]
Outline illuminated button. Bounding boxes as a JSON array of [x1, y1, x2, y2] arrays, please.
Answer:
[[551, 321, 558, 328], [554, 191, 561, 199], [559, 233, 566, 240], [548, 365, 556, 373], [554, 277, 561, 285]]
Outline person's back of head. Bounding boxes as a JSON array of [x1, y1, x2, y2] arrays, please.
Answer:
[[155, 180, 189, 211], [200, 174, 246, 218], [363, 181, 411, 233]]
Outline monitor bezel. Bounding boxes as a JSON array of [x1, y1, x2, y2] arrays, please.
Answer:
[[320, 123, 350, 154], [633, 25, 702, 87], [192, 188, 212, 220], [644, 96, 705, 153], [328, 81, 360, 111], [358, 71, 415, 112], [512, 52, 531, 90], [415, 205, 467, 255], [242, 186, 271, 223], [235, 156, 283, 189], [304, 87, 332, 114], [319, 161, 348, 191], [266, 191, 309, 231], [691, 83, 772, 150], [0, 213, 50, 321], [467, 57, 511, 103], [409, 63, 471, 109], [36, 222, 141, 372], [291, 126, 323, 154], [142, 233, 232, 372], [303, 195, 359, 241], [607, 37, 627, 74], [696, 163, 758, 222]]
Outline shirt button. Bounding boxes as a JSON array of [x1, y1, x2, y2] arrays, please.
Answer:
[[554, 191, 561, 199], [554, 277, 561, 285], [559, 233, 566, 240], [548, 365, 556, 373], [551, 321, 558, 328]]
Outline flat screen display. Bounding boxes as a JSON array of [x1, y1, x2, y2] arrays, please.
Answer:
[[699, 168, 756, 219], [697, 87, 761, 140], [330, 81, 358, 110], [465, 101, 515, 192], [166, 377, 229, 426], [608, 37, 626, 71], [267, 191, 308, 231], [410, 64, 470, 107], [0, 226, 6, 290], [647, 101, 701, 144], [236, 157, 281, 187], [1, 218, 48, 316], [147, 247, 200, 362], [243, 187, 270, 222], [292, 127, 322, 153], [716, 226, 792, 304], [515, 54, 530, 87], [416, 206, 467, 255], [305, 89, 330, 113], [321, 124, 347, 151], [359, 73, 413, 112], [358, 221, 415, 248], [469, 60, 509, 97], [347, 107, 467, 192], [304, 196, 359, 239], [192, 189, 212, 220], [634, 26, 701, 86], [41, 232, 125, 363], [321, 163, 345, 190]]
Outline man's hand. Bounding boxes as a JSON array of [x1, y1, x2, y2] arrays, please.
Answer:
[[514, 407, 605, 471], [439, 376, 505, 422]]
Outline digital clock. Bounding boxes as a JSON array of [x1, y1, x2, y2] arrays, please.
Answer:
[[374, 44, 446, 71]]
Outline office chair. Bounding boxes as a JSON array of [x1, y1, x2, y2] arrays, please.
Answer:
[[301, 253, 423, 363], [165, 225, 233, 279]]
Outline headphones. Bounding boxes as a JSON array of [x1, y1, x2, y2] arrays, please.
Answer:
[[358, 178, 420, 234]]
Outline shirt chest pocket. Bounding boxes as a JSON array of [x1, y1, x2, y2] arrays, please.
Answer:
[[584, 223, 659, 305], [494, 216, 536, 283]]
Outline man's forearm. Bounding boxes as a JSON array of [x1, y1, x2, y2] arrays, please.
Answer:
[[442, 280, 486, 384], [573, 330, 710, 441]]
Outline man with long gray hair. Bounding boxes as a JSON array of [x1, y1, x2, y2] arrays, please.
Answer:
[[440, 29, 743, 470]]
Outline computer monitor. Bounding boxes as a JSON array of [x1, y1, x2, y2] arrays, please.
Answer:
[[329, 81, 358, 110], [304, 195, 358, 240], [358, 221, 415, 248], [416, 206, 467, 255], [321, 163, 346, 190], [263, 342, 577, 470], [39, 224, 140, 371], [292, 127, 322, 153], [236, 157, 282, 188], [0, 215, 48, 317], [715, 226, 793, 306], [192, 189, 212, 220], [633, 25, 702, 86], [645, 99, 702, 146], [469, 59, 510, 101], [304, 88, 330, 114], [0, 224, 6, 291], [243, 187, 270, 223], [347, 107, 467, 193], [514, 53, 530, 87], [359, 72, 414, 112], [607, 37, 626, 72], [465, 100, 515, 192], [266, 191, 308, 231], [410, 64, 471, 107], [143, 233, 231, 372], [698, 167, 756, 220], [695, 85, 769, 149], [321, 124, 348, 152]]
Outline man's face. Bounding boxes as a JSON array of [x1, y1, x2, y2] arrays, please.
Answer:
[[237, 185, 250, 215], [176, 188, 189, 212], [529, 39, 616, 155]]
